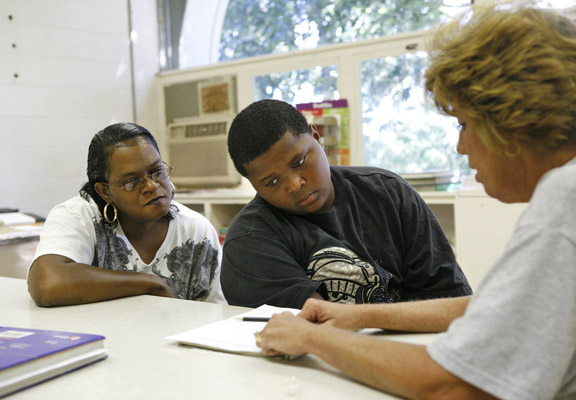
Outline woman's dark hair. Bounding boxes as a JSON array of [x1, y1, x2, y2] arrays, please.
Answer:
[[227, 99, 311, 176], [79, 122, 174, 221]]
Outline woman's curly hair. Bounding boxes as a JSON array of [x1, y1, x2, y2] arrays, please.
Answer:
[[425, 1, 576, 154]]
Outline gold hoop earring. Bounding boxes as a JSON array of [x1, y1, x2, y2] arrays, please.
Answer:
[[103, 202, 118, 224], [170, 181, 176, 198], [504, 142, 521, 158]]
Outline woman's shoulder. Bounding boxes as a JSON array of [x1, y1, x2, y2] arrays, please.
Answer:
[[534, 158, 576, 198], [47, 195, 99, 218], [522, 158, 576, 228], [40, 195, 103, 238]]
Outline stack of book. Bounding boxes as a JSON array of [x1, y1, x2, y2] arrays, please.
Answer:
[[0, 327, 107, 397], [401, 171, 462, 192]]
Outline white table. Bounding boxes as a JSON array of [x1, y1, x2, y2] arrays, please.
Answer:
[[1, 277, 435, 399]]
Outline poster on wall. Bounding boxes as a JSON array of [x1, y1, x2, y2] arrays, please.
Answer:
[[296, 99, 350, 166]]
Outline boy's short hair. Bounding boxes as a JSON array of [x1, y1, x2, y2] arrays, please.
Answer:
[[228, 99, 311, 176]]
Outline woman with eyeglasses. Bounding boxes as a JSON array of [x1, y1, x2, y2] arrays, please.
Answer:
[[28, 122, 225, 307]]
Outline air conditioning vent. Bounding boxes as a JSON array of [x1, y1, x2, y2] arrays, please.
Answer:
[[183, 121, 229, 138], [166, 117, 241, 188]]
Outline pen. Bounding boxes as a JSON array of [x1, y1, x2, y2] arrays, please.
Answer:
[[237, 317, 270, 322]]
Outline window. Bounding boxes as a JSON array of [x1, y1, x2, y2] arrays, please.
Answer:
[[538, 0, 576, 7], [158, 0, 575, 176], [219, 0, 470, 64], [253, 66, 339, 104], [361, 52, 468, 174], [159, 0, 472, 70]]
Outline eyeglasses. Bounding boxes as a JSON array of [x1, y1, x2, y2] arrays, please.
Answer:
[[104, 162, 173, 192]]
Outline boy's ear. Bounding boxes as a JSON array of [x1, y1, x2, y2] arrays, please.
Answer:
[[94, 182, 111, 203]]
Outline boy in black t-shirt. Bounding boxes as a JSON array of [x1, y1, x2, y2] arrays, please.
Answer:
[[222, 99, 471, 308]]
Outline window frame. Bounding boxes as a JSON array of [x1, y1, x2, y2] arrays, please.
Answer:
[[158, 28, 429, 166]]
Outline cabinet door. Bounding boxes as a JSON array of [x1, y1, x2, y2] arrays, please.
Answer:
[[455, 196, 527, 290]]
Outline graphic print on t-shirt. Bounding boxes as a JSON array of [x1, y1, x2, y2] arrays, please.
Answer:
[[93, 219, 132, 271], [306, 247, 397, 304], [93, 219, 219, 301], [159, 238, 219, 301]]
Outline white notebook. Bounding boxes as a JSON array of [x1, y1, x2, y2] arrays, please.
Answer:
[[166, 304, 299, 357], [0, 213, 36, 227]]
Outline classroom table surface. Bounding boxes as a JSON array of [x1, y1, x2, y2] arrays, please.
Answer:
[[1, 276, 436, 400]]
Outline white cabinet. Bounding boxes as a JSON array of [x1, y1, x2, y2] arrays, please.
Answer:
[[419, 192, 457, 246], [454, 191, 527, 290], [175, 187, 527, 291], [174, 188, 256, 233]]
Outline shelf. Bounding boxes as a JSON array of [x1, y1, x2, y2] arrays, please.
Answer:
[[175, 188, 256, 203], [174, 187, 526, 291], [174, 189, 256, 230], [417, 190, 456, 205]]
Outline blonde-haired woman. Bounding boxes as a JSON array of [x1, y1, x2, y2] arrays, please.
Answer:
[[257, 3, 576, 399]]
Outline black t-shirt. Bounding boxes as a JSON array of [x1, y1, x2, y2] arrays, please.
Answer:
[[221, 166, 471, 308]]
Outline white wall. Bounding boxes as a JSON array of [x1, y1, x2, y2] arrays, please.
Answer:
[[130, 0, 161, 139], [0, 0, 160, 217]]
